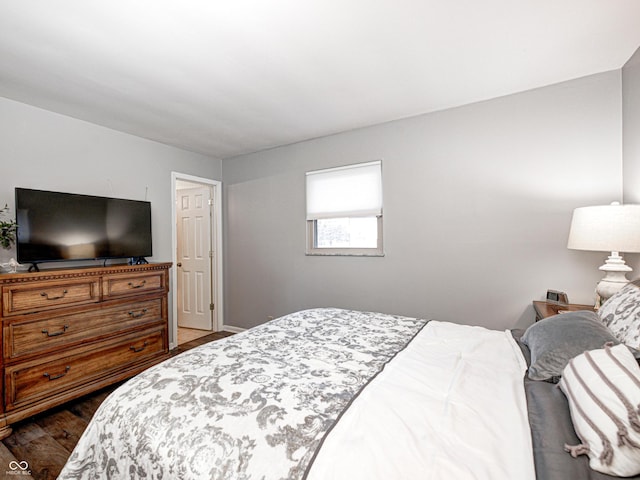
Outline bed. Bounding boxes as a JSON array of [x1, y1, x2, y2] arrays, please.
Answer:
[[58, 306, 640, 479]]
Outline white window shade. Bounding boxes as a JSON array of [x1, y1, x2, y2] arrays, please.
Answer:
[[306, 161, 382, 220]]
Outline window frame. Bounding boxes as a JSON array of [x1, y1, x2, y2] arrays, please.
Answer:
[[306, 215, 384, 256], [305, 160, 384, 257]]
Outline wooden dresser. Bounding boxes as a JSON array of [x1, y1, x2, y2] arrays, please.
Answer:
[[0, 262, 171, 439]]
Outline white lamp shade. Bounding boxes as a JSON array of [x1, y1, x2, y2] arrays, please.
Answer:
[[567, 204, 640, 253]]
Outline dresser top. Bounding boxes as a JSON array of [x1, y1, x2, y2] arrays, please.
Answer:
[[0, 262, 172, 284]]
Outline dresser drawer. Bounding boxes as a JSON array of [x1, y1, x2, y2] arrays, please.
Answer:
[[2, 278, 100, 316], [5, 327, 167, 410], [102, 271, 167, 300], [4, 298, 164, 361]]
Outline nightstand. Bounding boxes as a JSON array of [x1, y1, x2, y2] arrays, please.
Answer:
[[532, 300, 596, 322]]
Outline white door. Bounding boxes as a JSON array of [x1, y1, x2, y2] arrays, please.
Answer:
[[176, 185, 214, 330]]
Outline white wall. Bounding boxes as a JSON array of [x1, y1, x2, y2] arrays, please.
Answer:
[[623, 48, 640, 203], [622, 48, 640, 272], [0, 96, 221, 340], [223, 71, 623, 331]]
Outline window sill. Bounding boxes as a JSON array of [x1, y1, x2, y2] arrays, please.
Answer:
[[305, 250, 385, 257]]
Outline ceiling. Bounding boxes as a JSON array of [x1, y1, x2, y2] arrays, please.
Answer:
[[0, 1, 638, 160]]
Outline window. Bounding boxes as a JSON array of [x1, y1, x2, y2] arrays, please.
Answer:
[[306, 160, 383, 256]]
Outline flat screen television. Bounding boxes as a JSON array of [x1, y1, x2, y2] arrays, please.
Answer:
[[15, 188, 152, 268]]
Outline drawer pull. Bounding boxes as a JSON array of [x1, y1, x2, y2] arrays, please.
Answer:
[[40, 289, 68, 300], [43, 366, 70, 381], [127, 280, 147, 289], [128, 308, 148, 319], [130, 341, 149, 353], [42, 325, 69, 337]]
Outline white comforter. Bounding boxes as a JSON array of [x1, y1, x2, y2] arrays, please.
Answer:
[[307, 320, 535, 480]]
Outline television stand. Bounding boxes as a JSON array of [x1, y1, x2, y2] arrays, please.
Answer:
[[130, 257, 149, 265]]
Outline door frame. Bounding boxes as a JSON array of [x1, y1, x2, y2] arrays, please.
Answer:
[[170, 172, 223, 349]]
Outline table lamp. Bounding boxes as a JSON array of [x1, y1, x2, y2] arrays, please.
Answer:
[[567, 202, 640, 302]]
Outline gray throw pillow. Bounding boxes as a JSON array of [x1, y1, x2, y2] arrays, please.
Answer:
[[522, 310, 618, 382]]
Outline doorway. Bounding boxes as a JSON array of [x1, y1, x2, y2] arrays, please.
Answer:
[[171, 172, 223, 348]]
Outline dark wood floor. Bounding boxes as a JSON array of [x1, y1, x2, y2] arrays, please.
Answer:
[[0, 331, 233, 480]]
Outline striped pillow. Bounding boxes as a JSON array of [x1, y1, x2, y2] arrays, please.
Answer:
[[558, 343, 640, 476]]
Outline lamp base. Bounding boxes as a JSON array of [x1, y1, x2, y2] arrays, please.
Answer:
[[596, 252, 632, 302]]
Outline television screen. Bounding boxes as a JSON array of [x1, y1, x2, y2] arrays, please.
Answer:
[[15, 188, 152, 265]]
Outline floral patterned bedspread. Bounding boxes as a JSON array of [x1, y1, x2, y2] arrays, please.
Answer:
[[58, 308, 428, 480]]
